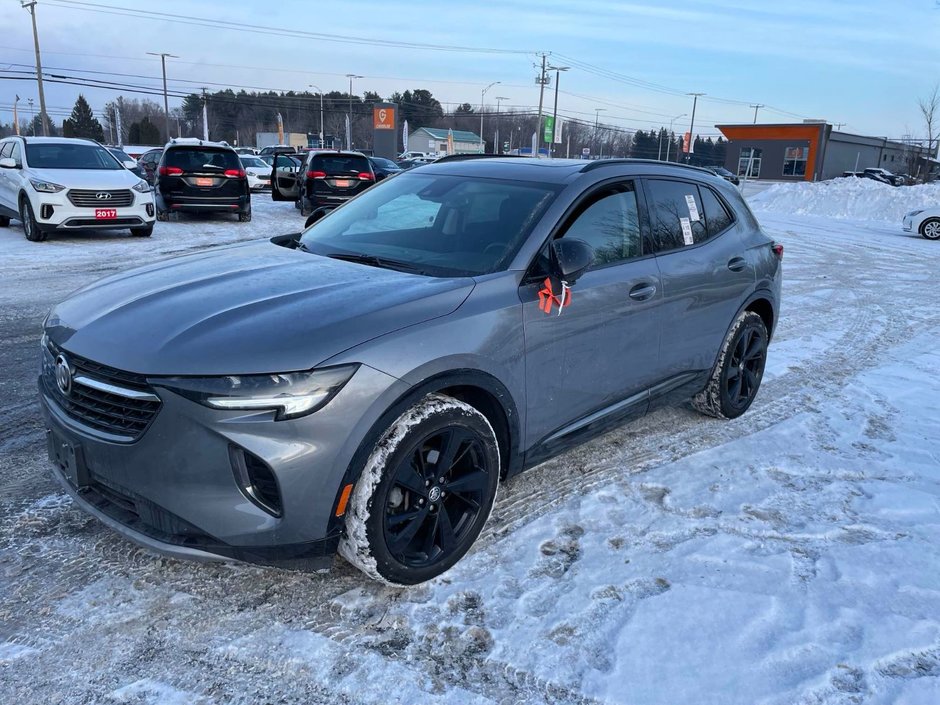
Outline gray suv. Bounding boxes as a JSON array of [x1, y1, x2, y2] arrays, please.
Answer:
[[39, 157, 782, 585]]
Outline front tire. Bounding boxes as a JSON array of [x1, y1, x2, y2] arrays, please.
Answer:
[[920, 217, 940, 240], [20, 198, 46, 242], [339, 394, 500, 585], [692, 310, 768, 419]]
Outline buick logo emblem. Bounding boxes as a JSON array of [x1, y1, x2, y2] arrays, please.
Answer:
[[54, 354, 72, 396], [95, 192, 112, 200]]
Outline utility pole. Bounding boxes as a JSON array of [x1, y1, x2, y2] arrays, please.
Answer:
[[115, 106, 123, 147], [685, 92, 705, 162], [834, 122, 846, 130], [592, 108, 606, 159], [749, 103, 764, 124], [548, 65, 569, 157], [309, 84, 325, 148], [494, 96, 509, 155], [479, 81, 500, 153], [27, 98, 35, 135], [201, 88, 209, 141], [147, 52, 178, 142], [346, 74, 362, 150], [535, 53, 550, 154], [21, 1, 49, 136], [13, 95, 20, 136]]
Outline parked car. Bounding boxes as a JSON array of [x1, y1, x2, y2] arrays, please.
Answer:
[[259, 145, 295, 156], [397, 157, 437, 170], [234, 147, 257, 156], [155, 138, 251, 222], [239, 154, 273, 191], [136, 148, 163, 185], [863, 168, 902, 186], [840, 171, 864, 178], [398, 150, 431, 160], [39, 157, 781, 584], [0, 136, 155, 241], [368, 156, 403, 181], [272, 150, 375, 217], [703, 165, 740, 185], [902, 207, 940, 240], [106, 146, 144, 179]]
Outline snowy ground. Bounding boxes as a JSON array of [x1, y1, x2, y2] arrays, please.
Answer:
[[1, 187, 939, 704]]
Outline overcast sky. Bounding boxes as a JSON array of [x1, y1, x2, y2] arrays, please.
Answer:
[[1, 0, 936, 140]]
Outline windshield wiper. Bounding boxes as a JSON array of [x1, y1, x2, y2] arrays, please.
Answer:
[[324, 252, 422, 273]]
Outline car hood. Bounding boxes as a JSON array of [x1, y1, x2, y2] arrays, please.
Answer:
[[46, 240, 475, 375], [29, 168, 140, 188]]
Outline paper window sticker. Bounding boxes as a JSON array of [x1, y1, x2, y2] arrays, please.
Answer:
[[685, 194, 701, 221], [680, 217, 694, 245]]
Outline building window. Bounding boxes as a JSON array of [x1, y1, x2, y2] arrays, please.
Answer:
[[783, 146, 808, 176], [737, 147, 762, 178]]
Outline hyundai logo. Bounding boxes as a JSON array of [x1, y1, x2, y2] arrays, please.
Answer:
[[95, 192, 112, 200], [54, 354, 72, 396]]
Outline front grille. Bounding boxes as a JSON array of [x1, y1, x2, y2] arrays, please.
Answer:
[[42, 341, 161, 441], [67, 189, 134, 208]]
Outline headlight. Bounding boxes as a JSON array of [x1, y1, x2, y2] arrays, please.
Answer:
[[907, 209, 924, 217], [132, 180, 152, 193], [154, 365, 358, 420], [29, 179, 65, 193], [247, 170, 256, 176]]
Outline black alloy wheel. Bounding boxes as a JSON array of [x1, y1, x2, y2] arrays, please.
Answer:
[[383, 427, 490, 568], [725, 323, 767, 413]]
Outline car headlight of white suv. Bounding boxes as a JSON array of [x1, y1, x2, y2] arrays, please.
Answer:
[[29, 179, 65, 193], [132, 180, 152, 193], [907, 210, 924, 217]]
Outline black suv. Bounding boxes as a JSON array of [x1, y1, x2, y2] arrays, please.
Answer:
[[272, 150, 374, 217], [155, 139, 251, 222]]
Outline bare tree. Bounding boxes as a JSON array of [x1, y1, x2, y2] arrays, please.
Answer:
[[918, 84, 939, 182]]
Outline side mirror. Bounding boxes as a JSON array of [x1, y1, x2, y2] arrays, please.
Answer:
[[551, 238, 594, 284], [0, 157, 17, 169]]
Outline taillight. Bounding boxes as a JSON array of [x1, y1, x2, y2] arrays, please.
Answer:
[[771, 243, 784, 259], [306, 170, 327, 179], [357, 172, 375, 181], [224, 168, 246, 178], [158, 166, 182, 176]]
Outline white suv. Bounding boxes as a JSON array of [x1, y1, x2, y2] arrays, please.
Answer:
[[0, 136, 156, 242]]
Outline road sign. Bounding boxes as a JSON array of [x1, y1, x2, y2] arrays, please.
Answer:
[[582, 147, 590, 155]]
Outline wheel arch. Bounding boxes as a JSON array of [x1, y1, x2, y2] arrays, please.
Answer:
[[744, 295, 776, 341], [327, 368, 522, 537]]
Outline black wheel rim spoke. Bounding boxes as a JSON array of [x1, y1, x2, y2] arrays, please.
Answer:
[[726, 326, 766, 408], [383, 425, 491, 568]]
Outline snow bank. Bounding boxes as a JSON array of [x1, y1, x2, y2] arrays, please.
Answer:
[[749, 176, 940, 223]]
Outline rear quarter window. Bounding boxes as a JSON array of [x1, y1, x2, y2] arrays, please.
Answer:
[[699, 186, 735, 237]]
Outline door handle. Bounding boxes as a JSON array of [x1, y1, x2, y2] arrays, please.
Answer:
[[727, 257, 747, 272], [628, 282, 657, 301]]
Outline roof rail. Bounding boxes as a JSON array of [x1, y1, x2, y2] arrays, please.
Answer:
[[580, 158, 713, 174], [433, 153, 524, 163]]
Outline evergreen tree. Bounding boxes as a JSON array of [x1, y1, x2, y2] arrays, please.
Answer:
[[62, 94, 104, 141], [129, 117, 161, 145]]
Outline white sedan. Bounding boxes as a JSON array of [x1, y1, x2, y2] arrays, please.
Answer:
[[239, 155, 273, 191], [902, 207, 940, 240]]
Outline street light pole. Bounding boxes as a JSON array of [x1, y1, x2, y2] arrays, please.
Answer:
[[494, 96, 509, 155], [147, 52, 179, 142], [345, 74, 362, 150], [21, 1, 49, 136], [592, 108, 606, 159], [479, 81, 500, 153], [27, 98, 35, 135], [309, 84, 324, 148], [548, 65, 569, 157], [749, 103, 764, 124], [664, 113, 686, 162], [685, 92, 705, 162]]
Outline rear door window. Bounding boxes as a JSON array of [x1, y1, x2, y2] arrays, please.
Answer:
[[312, 154, 370, 175], [699, 186, 735, 237], [644, 179, 707, 252], [165, 148, 240, 172]]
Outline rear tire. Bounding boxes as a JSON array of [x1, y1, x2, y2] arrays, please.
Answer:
[[920, 217, 940, 240], [130, 224, 154, 237], [238, 207, 252, 223], [692, 310, 768, 420], [20, 198, 46, 242], [339, 394, 500, 586]]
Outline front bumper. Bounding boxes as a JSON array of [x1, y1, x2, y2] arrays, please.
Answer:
[[33, 191, 156, 231], [38, 359, 407, 571], [902, 216, 913, 232]]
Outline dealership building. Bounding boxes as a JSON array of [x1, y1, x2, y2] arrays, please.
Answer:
[[406, 127, 483, 155], [716, 122, 931, 181]]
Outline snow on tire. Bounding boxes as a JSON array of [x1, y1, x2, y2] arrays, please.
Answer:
[[338, 393, 500, 586], [692, 310, 768, 420]]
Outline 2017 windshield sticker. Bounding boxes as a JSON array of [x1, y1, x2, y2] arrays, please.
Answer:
[[538, 277, 571, 316]]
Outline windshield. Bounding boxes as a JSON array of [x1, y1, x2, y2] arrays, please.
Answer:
[[26, 143, 123, 170], [240, 156, 268, 168], [107, 148, 132, 162], [298, 172, 559, 277]]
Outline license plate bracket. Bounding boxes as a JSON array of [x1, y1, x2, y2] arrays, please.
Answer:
[[47, 429, 90, 488]]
